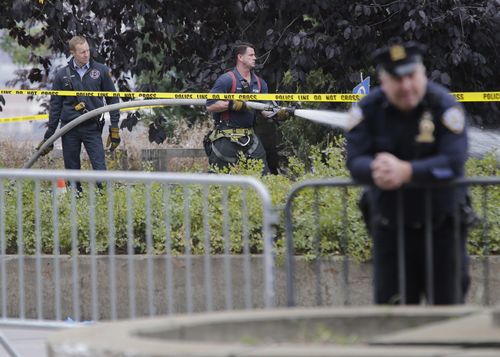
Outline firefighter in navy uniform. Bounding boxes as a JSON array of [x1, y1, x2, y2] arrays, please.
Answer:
[[205, 42, 289, 174], [346, 42, 470, 305], [38, 36, 121, 187]]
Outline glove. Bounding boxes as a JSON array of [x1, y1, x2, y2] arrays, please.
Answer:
[[36, 139, 53, 156], [275, 108, 292, 121], [106, 126, 121, 151], [228, 100, 247, 111], [43, 128, 55, 141]]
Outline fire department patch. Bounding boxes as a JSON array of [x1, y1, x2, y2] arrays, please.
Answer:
[[442, 106, 465, 134], [89, 69, 100, 79], [346, 106, 364, 131]]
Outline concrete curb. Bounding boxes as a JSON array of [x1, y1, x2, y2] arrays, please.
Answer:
[[47, 306, 489, 357]]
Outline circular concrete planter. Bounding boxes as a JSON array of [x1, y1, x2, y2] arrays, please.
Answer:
[[47, 305, 499, 357]]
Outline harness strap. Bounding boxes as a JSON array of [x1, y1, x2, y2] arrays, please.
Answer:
[[211, 143, 238, 163], [210, 134, 260, 164], [209, 127, 255, 142], [228, 70, 262, 93], [221, 69, 261, 123], [228, 71, 238, 93], [245, 133, 260, 156], [255, 73, 262, 92], [222, 71, 237, 123]]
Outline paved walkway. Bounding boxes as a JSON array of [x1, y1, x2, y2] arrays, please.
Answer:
[[0, 321, 78, 357], [0, 327, 58, 357]]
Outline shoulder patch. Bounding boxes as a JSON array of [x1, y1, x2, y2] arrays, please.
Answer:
[[442, 106, 465, 134], [89, 69, 100, 80], [346, 106, 364, 131]]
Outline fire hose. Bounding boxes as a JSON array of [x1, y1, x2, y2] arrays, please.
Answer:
[[24, 99, 349, 168]]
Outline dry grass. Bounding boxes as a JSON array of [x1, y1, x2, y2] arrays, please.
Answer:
[[119, 119, 211, 171], [0, 140, 66, 169], [0, 119, 211, 172]]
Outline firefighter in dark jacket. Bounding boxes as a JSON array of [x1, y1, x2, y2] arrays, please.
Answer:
[[346, 42, 470, 305], [38, 36, 121, 180], [205, 42, 289, 174]]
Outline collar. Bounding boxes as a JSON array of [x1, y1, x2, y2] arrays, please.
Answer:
[[72, 59, 90, 70], [233, 67, 257, 84]]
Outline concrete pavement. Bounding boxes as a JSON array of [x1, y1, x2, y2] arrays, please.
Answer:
[[0, 327, 55, 357], [0, 321, 75, 357]]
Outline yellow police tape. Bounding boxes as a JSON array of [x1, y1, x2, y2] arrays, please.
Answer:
[[1, 88, 499, 102], [1, 89, 498, 123], [0, 114, 48, 123], [0, 105, 164, 123]]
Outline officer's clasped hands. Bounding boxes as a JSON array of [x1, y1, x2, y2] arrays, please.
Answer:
[[106, 125, 121, 151], [370, 152, 412, 190]]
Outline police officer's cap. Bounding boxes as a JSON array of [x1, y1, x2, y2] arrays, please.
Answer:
[[372, 42, 427, 77]]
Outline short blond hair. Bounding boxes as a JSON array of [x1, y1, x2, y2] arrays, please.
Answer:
[[68, 36, 87, 51]]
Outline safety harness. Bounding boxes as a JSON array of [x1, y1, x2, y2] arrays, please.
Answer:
[[220, 70, 262, 123], [209, 127, 254, 145], [207, 69, 263, 162]]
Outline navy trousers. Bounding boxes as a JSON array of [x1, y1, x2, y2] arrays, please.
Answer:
[[372, 217, 470, 305], [61, 120, 106, 191]]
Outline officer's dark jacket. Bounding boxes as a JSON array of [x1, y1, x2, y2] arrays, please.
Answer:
[[46, 58, 120, 137], [206, 68, 268, 129], [346, 81, 468, 225]]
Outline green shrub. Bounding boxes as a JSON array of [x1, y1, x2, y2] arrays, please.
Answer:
[[0, 141, 497, 260], [465, 151, 500, 255]]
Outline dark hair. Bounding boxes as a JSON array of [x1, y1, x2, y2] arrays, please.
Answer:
[[233, 42, 254, 63]]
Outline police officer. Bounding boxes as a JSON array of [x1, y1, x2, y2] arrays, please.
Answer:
[[346, 42, 470, 305], [38, 36, 121, 185], [205, 42, 289, 174]]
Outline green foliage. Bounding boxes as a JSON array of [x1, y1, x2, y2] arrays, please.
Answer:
[[0, 29, 49, 65], [275, 69, 348, 165], [0, 139, 369, 261], [270, 140, 371, 262], [0, 145, 498, 260], [1, 0, 498, 127], [465, 152, 500, 255]]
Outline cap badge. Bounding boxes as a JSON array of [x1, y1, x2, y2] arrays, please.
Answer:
[[390, 45, 406, 61]]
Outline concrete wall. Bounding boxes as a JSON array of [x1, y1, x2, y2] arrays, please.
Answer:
[[141, 148, 206, 171], [1, 255, 499, 321]]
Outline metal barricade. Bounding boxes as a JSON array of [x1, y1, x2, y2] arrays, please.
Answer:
[[284, 177, 500, 307], [0, 169, 277, 323]]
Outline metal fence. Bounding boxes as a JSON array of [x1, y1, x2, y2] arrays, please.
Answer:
[[0, 169, 277, 323], [284, 177, 500, 307], [1, 169, 498, 325]]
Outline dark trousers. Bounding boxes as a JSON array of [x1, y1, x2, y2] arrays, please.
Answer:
[[61, 120, 106, 191], [208, 135, 269, 174], [372, 218, 470, 305], [254, 119, 280, 174]]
